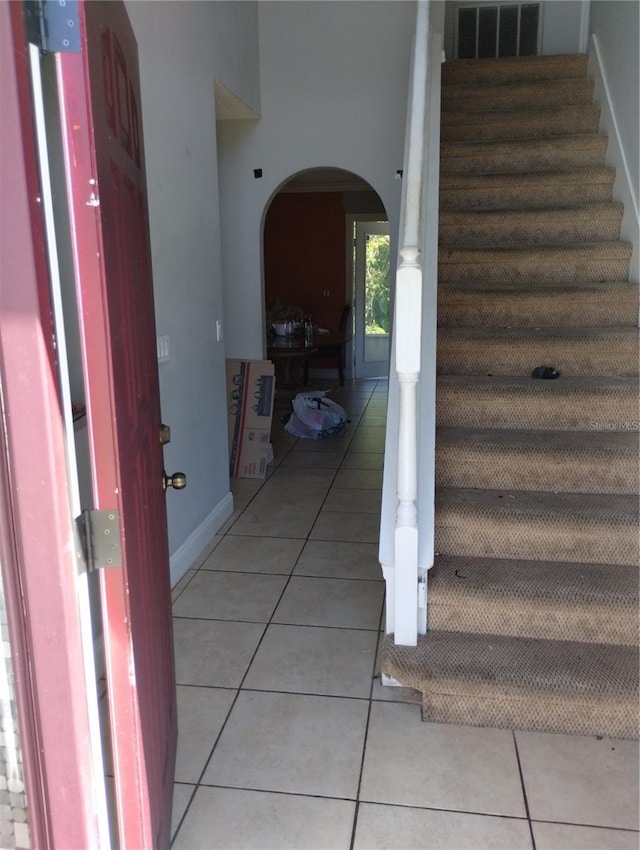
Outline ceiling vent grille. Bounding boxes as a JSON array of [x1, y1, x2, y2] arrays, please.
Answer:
[[457, 3, 540, 59]]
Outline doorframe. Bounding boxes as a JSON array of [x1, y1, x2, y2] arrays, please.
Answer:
[[347, 214, 392, 379], [0, 4, 104, 846]]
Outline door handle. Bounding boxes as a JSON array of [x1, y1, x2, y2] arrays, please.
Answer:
[[163, 471, 186, 491]]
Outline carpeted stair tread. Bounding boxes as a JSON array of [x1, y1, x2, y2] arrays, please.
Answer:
[[438, 281, 638, 327], [435, 487, 639, 566], [439, 204, 623, 247], [381, 632, 639, 738], [436, 375, 640, 431], [440, 168, 615, 210], [428, 555, 639, 646], [398, 52, 640, 739], [440, 134, 608, 174], [437, 326, 639, 376], [441, 53, 589, 86], [441, 77, 595, 111], [438, 242, 632, 284], [435, 427, 639, 494], [441, 104, 601, 143]]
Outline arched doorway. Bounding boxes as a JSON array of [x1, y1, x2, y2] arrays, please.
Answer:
[[263, 167, 391, 381]]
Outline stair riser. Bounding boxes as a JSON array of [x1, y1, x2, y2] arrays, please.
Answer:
[[428, 554, 639, 646], [439, 216, 622, 248], [436, 385, 640, 432], [435, 512, 639, 566], [436, 447, 639, 495], [442, 79, 594, 112], [438, 290, 638, 328], [439, 252, 631, 284], [440, 181, 614, 210], [441, 55, 589, 86], [441, 108, 600, 143], [441, 141, 608, 175], [421, 692, 638, 739], [437, 337, 639, 377], [429, 601, 638, 647]]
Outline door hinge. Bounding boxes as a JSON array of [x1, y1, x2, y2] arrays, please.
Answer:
[[25, 0, 82, 54], [75, 509, 122, 574]]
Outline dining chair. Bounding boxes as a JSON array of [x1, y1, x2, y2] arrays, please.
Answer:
[[303, 304, 351, 386]]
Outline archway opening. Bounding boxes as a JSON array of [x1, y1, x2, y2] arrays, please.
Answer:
[[263, 167, 390, 382]]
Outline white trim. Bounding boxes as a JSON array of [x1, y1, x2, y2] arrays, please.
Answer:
[[354, 219, 392, 379], [589, 34, 640, 283], [381, 563, 395, 633], [169, 491, 233, 586], [29, 45, 111, 848], [95, 495, 235, 660], [578, 0, 591, 53], [381, 673, 404, 687]]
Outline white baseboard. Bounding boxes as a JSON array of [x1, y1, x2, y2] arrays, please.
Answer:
[[169, 491, 234, 587], [89, 493, 233, 678], [589, 34, 640, 283]]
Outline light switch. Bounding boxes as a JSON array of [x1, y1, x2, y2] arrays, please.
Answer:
[[157, 335, 170, 362]]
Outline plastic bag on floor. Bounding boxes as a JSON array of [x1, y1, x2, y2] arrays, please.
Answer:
[[284, 391, 347, 440]]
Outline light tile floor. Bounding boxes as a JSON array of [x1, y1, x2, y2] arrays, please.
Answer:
[[169, 379, 639, 849]]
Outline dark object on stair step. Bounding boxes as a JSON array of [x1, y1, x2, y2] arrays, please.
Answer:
[[531, 365, 561, 379]]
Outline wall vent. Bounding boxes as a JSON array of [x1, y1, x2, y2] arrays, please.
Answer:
[[457, 3, 540, 59]]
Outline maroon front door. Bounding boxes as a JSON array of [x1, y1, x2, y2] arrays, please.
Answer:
[[56, 2, 177, 846]]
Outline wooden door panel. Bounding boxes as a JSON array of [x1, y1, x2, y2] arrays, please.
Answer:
[[56, 2, 177, 846]]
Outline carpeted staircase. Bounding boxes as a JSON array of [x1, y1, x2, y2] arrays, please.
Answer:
[[383, 53, 639, 739]]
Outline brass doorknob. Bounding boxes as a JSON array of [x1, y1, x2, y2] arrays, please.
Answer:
[[163, 471, 187, 491]]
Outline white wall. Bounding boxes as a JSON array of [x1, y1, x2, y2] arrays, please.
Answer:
[[589, 0, 639, 282], [540, 1, 588, 55], [125, 1, 260, 576], [218, 0, 417, 360]]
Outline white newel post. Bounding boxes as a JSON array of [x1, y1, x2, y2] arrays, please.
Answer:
[[393, 253, 422, 646]]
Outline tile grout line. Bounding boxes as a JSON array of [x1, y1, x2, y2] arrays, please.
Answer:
[[171, 380, 388, 846], [192, 568, 384, 582], [173, 390, 361, 836], [174, 616, 382, 633], [349, 589, 387, 850], [170, 425, 300, 846], [349, 401, 387, 850], [512, 729, 537, 850], [296, 386, 379, 541], [529, 818, 640, 833]]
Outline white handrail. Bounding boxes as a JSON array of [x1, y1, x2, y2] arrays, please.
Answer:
[[379, 0, 442, 648], [392, 1, 430, 646]]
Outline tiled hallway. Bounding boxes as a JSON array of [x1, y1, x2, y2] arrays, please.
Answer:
[[168, 379, 639, 849]]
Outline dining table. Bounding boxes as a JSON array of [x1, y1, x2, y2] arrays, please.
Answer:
[[267, 334, 318, 392]]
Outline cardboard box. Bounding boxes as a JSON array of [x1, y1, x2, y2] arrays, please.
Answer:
[[226, 359, 275, 478]]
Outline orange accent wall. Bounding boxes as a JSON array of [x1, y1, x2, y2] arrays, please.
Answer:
[[264, 192, 346, 330]]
